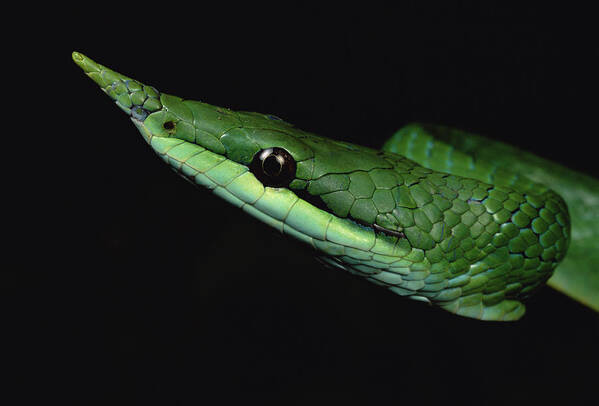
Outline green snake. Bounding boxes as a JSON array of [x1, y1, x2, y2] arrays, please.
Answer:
[[73, 52, 599, 321]]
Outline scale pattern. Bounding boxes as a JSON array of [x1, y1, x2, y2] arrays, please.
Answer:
[[73, 52, 571, 321]]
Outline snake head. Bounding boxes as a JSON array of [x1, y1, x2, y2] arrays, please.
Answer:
[[74, 52, 570, 322], [71, 52, 408, 236]]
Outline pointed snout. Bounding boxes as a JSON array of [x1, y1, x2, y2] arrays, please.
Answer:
[[72, 51, 162, 120]]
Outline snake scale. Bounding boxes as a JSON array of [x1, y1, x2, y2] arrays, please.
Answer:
[[73, 52, 599, 321]]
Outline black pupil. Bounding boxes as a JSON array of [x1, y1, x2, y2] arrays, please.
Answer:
[[263, 154, 282, 176]]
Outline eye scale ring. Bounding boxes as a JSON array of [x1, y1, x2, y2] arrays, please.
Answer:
[[249, 147, 296, 187]]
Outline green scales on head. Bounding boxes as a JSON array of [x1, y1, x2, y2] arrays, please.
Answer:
[[73, 52, 574, 321]]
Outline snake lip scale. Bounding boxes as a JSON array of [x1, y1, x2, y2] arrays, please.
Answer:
[[73, 51, 596, 322]]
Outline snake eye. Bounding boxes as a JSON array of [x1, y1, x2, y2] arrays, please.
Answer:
[[249, 147, 296, 187]]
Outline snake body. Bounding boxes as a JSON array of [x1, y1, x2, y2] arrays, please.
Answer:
[[74, 52, 599, 321]]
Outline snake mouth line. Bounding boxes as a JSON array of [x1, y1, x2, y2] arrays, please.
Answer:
[[370, 223, 406, 239]]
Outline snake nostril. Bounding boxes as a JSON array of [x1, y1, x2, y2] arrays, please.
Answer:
[[163, 121, 175, 130]]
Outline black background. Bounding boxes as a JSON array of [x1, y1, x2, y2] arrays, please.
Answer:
[[12, 3, 599, 405]]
